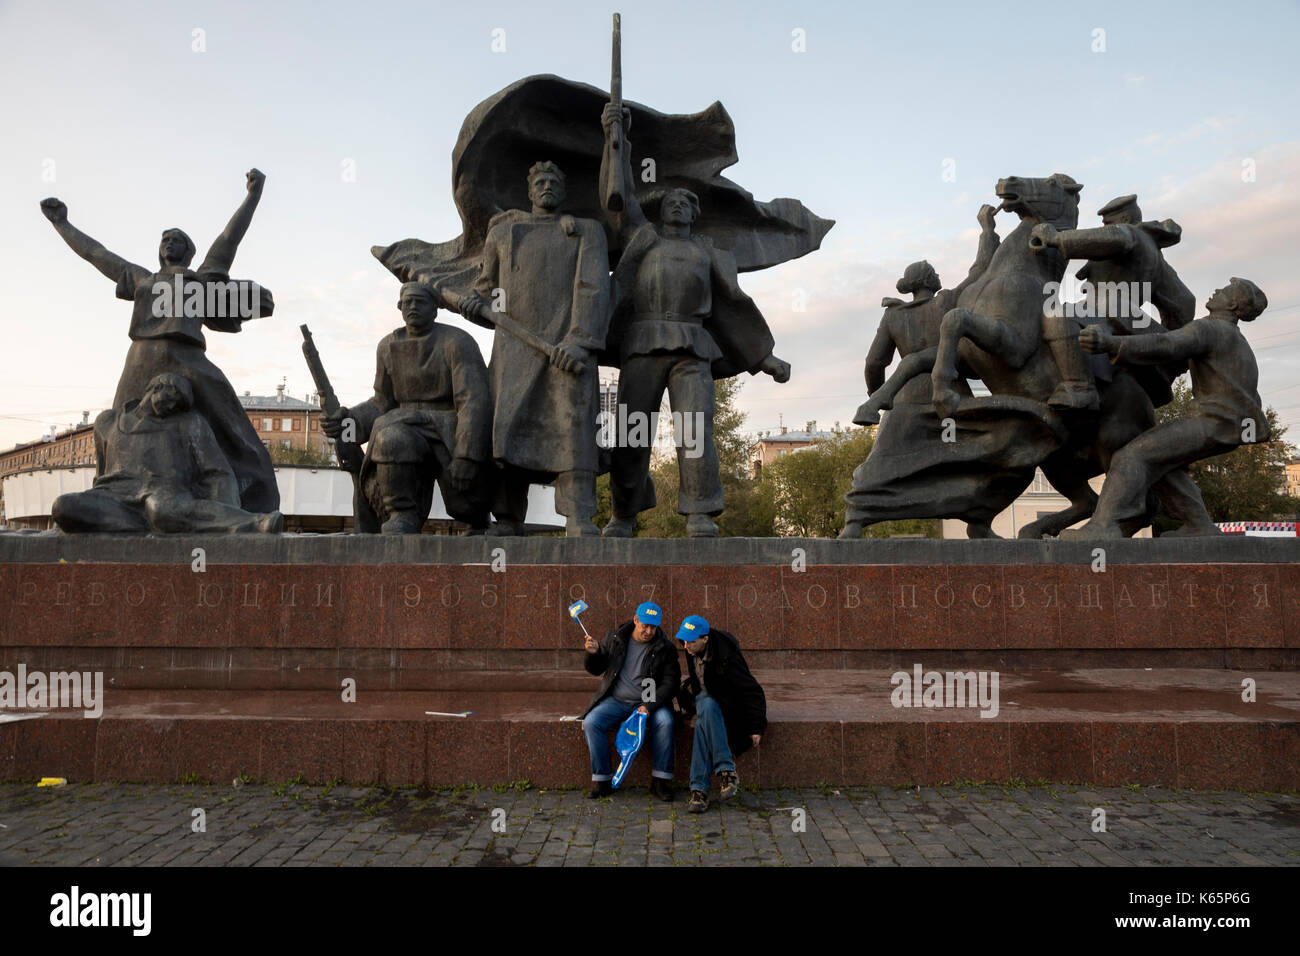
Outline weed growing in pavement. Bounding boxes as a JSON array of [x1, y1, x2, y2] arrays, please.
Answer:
[[271, 772, 305, 797]]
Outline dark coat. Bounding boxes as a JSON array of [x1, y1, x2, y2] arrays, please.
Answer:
[[674, 628, 767, 756], [582, 621, 681, 718]]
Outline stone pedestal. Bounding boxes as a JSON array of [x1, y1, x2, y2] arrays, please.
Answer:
[[1, 535, 1296, 787]]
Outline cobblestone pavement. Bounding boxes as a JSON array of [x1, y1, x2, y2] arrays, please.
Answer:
[[0, 781, 1296, 867]]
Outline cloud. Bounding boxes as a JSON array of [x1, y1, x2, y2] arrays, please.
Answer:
[[1131, 116, 1237, 155]]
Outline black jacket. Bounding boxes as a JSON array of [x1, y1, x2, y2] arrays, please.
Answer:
[[582, 621, 681, 718], [674, 628, 767, 756]]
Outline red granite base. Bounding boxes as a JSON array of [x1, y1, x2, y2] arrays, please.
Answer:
[[4, 561, 1295, 656]]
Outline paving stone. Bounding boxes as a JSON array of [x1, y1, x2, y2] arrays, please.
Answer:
[[0, 783, 1296, 867]]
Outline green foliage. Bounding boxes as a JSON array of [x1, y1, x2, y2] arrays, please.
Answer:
[[637, 460, 687, 538], [759, 429, 870, 537], [759, 428, 940, 538], [271, 772, 305, 797], [1153, 378, 1299, 524], [269, 443, 335, 467], [594, 472, 612, 529]]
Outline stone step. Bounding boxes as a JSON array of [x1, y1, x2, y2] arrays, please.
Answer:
[[3, 668, 1295, 790]]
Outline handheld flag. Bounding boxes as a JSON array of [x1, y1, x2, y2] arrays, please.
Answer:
[[568, 599, 591, 637]]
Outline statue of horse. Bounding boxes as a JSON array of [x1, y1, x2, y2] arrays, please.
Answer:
[[926, 174, 1201, 538]]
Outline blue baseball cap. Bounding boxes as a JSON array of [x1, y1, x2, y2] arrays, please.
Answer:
[[635, 601, 662, 625], [676, 615, 709, 642]]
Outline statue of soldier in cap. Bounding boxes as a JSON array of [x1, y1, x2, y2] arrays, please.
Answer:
[[1064, 277, 1269, 538], [324, 282, 493, 534], [1030, 193, 1196, 410], [458, 162, 612, 537], [597, 104, 793, 538]]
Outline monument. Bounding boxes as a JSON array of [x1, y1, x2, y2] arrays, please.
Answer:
[[371, 36, 832, 536], [1, 14, 1293, 800], [841, 204, 1001, 539], [839, 172, 1253, 541]]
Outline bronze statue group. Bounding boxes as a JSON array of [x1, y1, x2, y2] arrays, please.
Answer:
[[841, 176, 1268, 541], [39, 84, 1270, 542]]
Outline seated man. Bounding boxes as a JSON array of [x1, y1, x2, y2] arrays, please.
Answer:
[[52, 373, 283, 534], [673, 615, 767, 813], [1066, 277, 1269, 538], [324, 282, 493, 534], [581, 601, 680, 800]]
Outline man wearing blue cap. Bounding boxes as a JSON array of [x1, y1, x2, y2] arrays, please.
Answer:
[[673, 614, 767, 813], [581, 601, 681, 800]]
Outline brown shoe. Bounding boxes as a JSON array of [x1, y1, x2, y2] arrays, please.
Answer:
[[719, 770, 739, 801], [650, 778, 675, 802]]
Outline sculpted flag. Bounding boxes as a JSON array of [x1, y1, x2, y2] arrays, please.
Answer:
[[370, 74, 834, 308]]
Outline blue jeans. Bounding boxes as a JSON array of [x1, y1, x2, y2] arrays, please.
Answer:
[[689, 694, 735, 792], [583, 697, 674, 782]]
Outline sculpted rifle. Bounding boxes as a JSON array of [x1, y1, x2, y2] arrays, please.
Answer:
[[599, 13, 625, 213], [299, 324, 364, 474]]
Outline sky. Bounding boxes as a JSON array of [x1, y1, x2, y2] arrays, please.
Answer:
[[0, 0, 1297, 450]]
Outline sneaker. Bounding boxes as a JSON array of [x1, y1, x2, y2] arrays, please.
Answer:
[[587, 781, 612, 799], [687, 790, 709, 813], [650, 778, 675, 803], [719, 770, 739, 801]]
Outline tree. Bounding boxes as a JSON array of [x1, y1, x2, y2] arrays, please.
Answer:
[[760, 428, 941, 538], [1152, 378, 1298, 523]]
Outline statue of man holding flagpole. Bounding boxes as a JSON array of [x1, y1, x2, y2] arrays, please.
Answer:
[[597, 14, 792, 538]]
